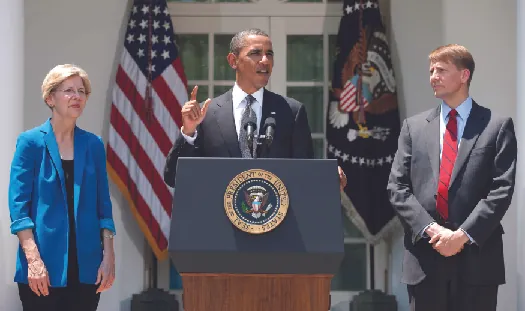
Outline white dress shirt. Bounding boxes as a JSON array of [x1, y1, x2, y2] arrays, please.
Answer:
[[182, 83, 264, 144]]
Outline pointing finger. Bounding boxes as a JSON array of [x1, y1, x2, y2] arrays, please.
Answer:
[[190, 85, 198, 101]]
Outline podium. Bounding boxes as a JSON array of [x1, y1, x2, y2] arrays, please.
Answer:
[[168, 158, 345, 311]]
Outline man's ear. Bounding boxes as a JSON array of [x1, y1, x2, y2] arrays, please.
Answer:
[[461, 68, 471, 84], [227, 53, 237, 69]]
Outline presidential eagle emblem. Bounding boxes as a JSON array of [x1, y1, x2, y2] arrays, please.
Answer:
[[243, 186, 271, 219], [224, 169, 289, 234]]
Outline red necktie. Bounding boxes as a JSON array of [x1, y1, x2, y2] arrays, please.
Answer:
[[436, 109, 458, 220]]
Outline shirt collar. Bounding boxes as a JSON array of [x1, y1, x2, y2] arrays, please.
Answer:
[[441, 96, 473, 120], [232, 82, 264, 108]]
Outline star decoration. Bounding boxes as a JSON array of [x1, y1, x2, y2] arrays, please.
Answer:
[[138, 34, 146, 44], [141, 5, 149, 15], [153, 6, 161, 15], [152, 35, 159, 44]]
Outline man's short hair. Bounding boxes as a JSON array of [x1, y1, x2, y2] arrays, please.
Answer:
[[429, 44, 475, 85], [230, 28, 269, 55]]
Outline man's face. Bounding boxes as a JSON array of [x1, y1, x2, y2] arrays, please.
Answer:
[[429, 60, 469, 100], [229, 35, 274, 92]]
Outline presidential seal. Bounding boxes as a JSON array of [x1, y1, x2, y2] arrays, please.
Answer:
[[224, 169, 289, 234]]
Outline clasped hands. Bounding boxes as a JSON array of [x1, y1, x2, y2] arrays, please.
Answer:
[[425, 223, 470, 257]]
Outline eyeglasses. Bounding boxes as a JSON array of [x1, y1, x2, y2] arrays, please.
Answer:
[[55, 88, 89, 98]]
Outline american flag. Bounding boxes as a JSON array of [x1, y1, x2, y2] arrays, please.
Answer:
[[339, 79, 369, 112], [107, 0, 188, 260]]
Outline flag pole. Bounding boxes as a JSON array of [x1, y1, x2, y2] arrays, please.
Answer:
[[356, 0, 375, 291], [147, 0, 158, 290]]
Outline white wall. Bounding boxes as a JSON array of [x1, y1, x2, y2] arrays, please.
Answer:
[[517, 0, 525, 310], [22, 0, 147, 310], [386, 0, 443, 309], [0, 0, 25, 310], [442, 0, 518, 309]]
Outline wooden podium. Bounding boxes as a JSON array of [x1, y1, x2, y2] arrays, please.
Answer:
[[180, 273, 332, 311], [169, 158, 344, 311]]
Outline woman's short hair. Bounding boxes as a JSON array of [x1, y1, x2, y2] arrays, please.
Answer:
[[41, 64, 92, 106]]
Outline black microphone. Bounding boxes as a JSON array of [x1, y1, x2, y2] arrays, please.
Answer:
[[243, 112, 257, 150], [244, 121, 257, 146], [263, 117, 276, 146]]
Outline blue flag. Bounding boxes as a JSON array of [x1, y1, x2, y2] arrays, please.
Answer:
[[327, 0, 401, 243]]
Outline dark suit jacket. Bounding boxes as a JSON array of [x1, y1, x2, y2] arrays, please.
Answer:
[[164, 88, 314, 187], [387, 101, 517, 286]]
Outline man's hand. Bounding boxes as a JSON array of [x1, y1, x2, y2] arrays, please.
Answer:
[[338, 166, 347, 191], [429, 229, 469, 257], [181, 85, 211, 136], [424, 222, 445, 238]]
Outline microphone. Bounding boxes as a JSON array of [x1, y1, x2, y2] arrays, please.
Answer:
[[243, 112, 257, 151], [263, 117, 276, 146]]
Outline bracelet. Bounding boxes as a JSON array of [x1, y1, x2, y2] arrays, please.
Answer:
[[103, 233, 115, 239]]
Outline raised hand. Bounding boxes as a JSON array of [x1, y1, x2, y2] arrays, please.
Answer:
[[181, 85, 211, 136]]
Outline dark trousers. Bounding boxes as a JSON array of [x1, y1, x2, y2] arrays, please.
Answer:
[[18, 282, 100, 311], [407, 277, 498, 311]]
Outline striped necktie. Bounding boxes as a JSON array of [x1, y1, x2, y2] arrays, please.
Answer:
[[436, 109, 458, 220]]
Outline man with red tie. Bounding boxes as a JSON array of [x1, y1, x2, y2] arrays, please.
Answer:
[[387, 44, 517, 311]]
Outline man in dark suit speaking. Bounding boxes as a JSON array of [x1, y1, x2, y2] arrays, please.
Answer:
[[387, 44, 517, 311], [164, 28, 347, 189]]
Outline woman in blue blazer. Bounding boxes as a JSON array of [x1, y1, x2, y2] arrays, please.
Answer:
[[8, 64, 116, 311]]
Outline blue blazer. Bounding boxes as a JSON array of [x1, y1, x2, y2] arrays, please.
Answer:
[[8, 119, 116, 287]]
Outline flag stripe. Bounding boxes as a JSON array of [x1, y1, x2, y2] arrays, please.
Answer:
[[109, 125, 172, 238], [152, 73, 183, 127], [119, 49, 180, 142], [108, 0, 188, 259], [113, 85, 167, 176], [110, 105, 173, 215], [115, 66, 172, 156], [107, 146, 169, 250]]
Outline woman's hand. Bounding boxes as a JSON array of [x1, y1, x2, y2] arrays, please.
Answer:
[[18, 230, 50, 296], [96, 251, 115, 293], [28, 257, 50, 296]]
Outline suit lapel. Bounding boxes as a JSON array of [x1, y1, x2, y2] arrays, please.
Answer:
[[214, 90, 242, 157], [73, 127, 87, 214], [43, 124, 66, 201], [425, 106, 441, 183], [450, 102, 483, 186]]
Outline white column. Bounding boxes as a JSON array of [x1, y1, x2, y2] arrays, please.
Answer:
[[0, 0, 24, 309], [516, 0, 525, 309], [442, 0, 517, 310]]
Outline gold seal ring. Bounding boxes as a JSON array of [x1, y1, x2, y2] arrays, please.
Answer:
[[224, 169, 289, 234]]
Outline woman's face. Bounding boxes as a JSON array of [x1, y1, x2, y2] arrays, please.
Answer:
[[46, 75, 87, 119]]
